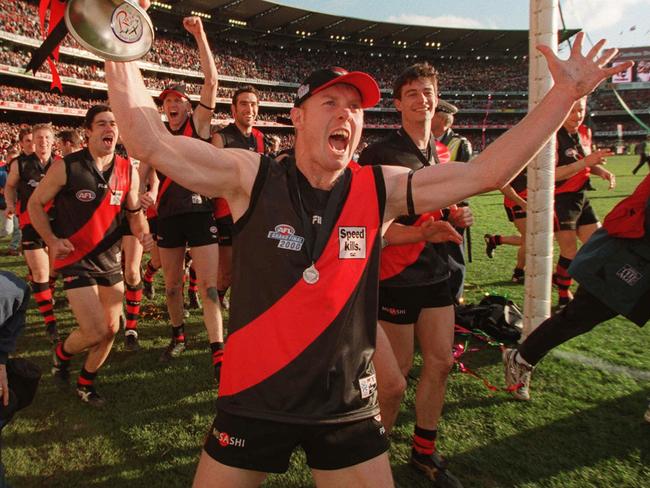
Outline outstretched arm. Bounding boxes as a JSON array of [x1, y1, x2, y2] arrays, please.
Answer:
[[383, 34, 633, 221], [105, 61, 260, 221], [184, 16, 218, 138]]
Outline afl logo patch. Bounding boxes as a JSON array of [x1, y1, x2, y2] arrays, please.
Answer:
[[76, 189, 96, 202], [268, 224, 304, 251]]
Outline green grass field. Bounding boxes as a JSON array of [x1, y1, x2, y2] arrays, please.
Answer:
[[2, 155, 649, 487]]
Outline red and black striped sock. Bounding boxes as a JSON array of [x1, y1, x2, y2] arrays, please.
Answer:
[[143, 260, 159, 285], [55, 341, 73, 366], [32, 281, 57, 331], [210, 341, 224, 366], [172, 323, 185, 343], [77, 367, 97, 388], [555, 255, 573, 302], [493, 235, 503, 246], [413, 426, 437, 456], [125, 281, 143, 330], [188, 266, 198, 294]]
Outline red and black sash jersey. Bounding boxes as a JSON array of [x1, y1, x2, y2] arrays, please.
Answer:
[[358, 128, 450, 287], [156, 118, 213, 219], [15, 153, 55, 228], [217, 157, 386, 424], [52, 149, 131, 273], [213, 123, 265, 219], [504, 169, 528, 208], [555, 125, 592, 194], [603, 173, 650, 239]]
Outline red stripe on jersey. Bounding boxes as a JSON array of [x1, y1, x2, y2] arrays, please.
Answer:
[[155, 176, 173, 210], [213, 198, 231, 219], [18, 200, 53, 228], [603, 173, 650, 239], [252, 128, 265, 154], [378, 210, 443, 281], [556, 125, 592, 194], [54, 157, 130, 270], [219, 167, 380, 396], [435, 141, 451, 164]]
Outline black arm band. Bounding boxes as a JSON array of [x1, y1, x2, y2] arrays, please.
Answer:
[[406, 170, 416, 217], [198, 101, 215, 111], [125, 207, 142, 214], [441, 208, 451, 221]]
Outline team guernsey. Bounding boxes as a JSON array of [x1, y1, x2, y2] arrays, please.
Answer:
[[555, 125, 592, 194], [157, 118, 213, 219], [213, 123, 265, 223], [217, 157, 386, 424], [15, 153, 54, 231], [358, 129, 449, 286], [52, 149, 131, 275]]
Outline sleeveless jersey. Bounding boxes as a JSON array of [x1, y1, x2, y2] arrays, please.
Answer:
[[15, 153, 55, 228], [217, 157, 386, 424], [504, 169, 528, 208], [555, 125, 592, 194], [52, 149, 131, 274], [156, 117, 213, 218], [214, 123, 265, 219], [359, 129, 450, 287]]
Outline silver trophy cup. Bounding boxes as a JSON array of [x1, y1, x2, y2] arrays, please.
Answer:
[[64, 0, 154, 61]]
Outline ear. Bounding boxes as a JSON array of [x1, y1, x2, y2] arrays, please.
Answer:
[[230, 105, 236, 118], [290, 107, 303, 130], [394, 98, 402, 112]]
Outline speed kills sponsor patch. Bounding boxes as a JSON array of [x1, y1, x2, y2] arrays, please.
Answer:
[[339, 226, 366, 259], [268, 224, 304, 251], [359, 373, 377, 399]]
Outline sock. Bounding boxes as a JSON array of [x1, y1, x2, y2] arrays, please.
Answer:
[[494, 235, 502, 246], [49, 275, 57, 296], [143, 260, 159, 284], [412, 426, 437, 456], [172, 324, 185, 343], [125, 281, 143, 330], [555, 255, 573, 302], [55, 342, 73, 367], [210, 342, 224, 366], [513, 267, 524, 278], [77, 367, 97, 388], [188, 266, 198, 295], [32, 281, 57, 331]]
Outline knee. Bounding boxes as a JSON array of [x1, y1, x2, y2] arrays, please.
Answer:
[[383, 373, 407, 401], [422, 351, 455, 379], [165, 285, 183, 298], [124, 268, 140, 285]]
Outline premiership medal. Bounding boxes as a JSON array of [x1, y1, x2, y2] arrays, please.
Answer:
[[303, 264, 320, 284]]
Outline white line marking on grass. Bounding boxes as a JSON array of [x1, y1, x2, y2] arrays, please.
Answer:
[[551, 350, 650, 381]]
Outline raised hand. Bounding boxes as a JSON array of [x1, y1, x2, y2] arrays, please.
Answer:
[[183, 16, 205, 37], [420, 218, 463, 244], [538, 32, 634, 101]]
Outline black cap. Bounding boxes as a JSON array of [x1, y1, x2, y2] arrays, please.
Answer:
[[436, 99, 458, 115], [294, 67, 380, 108], [159, 83, 190, 102]]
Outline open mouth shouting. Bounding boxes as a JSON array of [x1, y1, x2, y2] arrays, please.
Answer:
[[102, 134, 115, 149], [328, 128, 350, 155]]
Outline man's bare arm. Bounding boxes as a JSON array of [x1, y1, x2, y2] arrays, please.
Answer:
[[184, 16, 218, 138], [106, 61, 260, 221], [383, 34, 632, 221], [3, 162, 19, 215]]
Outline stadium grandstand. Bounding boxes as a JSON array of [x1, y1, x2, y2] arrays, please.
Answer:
[[0, 0, 648, 163]]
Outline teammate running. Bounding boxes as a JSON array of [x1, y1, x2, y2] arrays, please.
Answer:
[[4, 124, 59, 343], [28, 105, 151, 406]]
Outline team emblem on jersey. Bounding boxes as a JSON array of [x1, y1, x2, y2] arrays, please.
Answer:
[[267, 224, 304, 251], [27, 179, 39, 188], [76, 189, 96, 202], [565, 148, 579, 159], [338, 226, 366, 259]]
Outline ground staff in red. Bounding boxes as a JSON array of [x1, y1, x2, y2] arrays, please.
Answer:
[[28, 105, 151, 406], [106, 22, 628, 485]]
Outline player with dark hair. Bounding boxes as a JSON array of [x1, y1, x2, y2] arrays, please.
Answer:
[[28, 105, 151, 406], [212, 84, 264, 310]]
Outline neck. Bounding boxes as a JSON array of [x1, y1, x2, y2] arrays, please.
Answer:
[[294, 145, 342, 191], [431, 126, 446, 139], [235, 121, 253, 136], [401, 118, 431, 149], [89, 147, 114, 170], [35, 152, 50, 164]]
